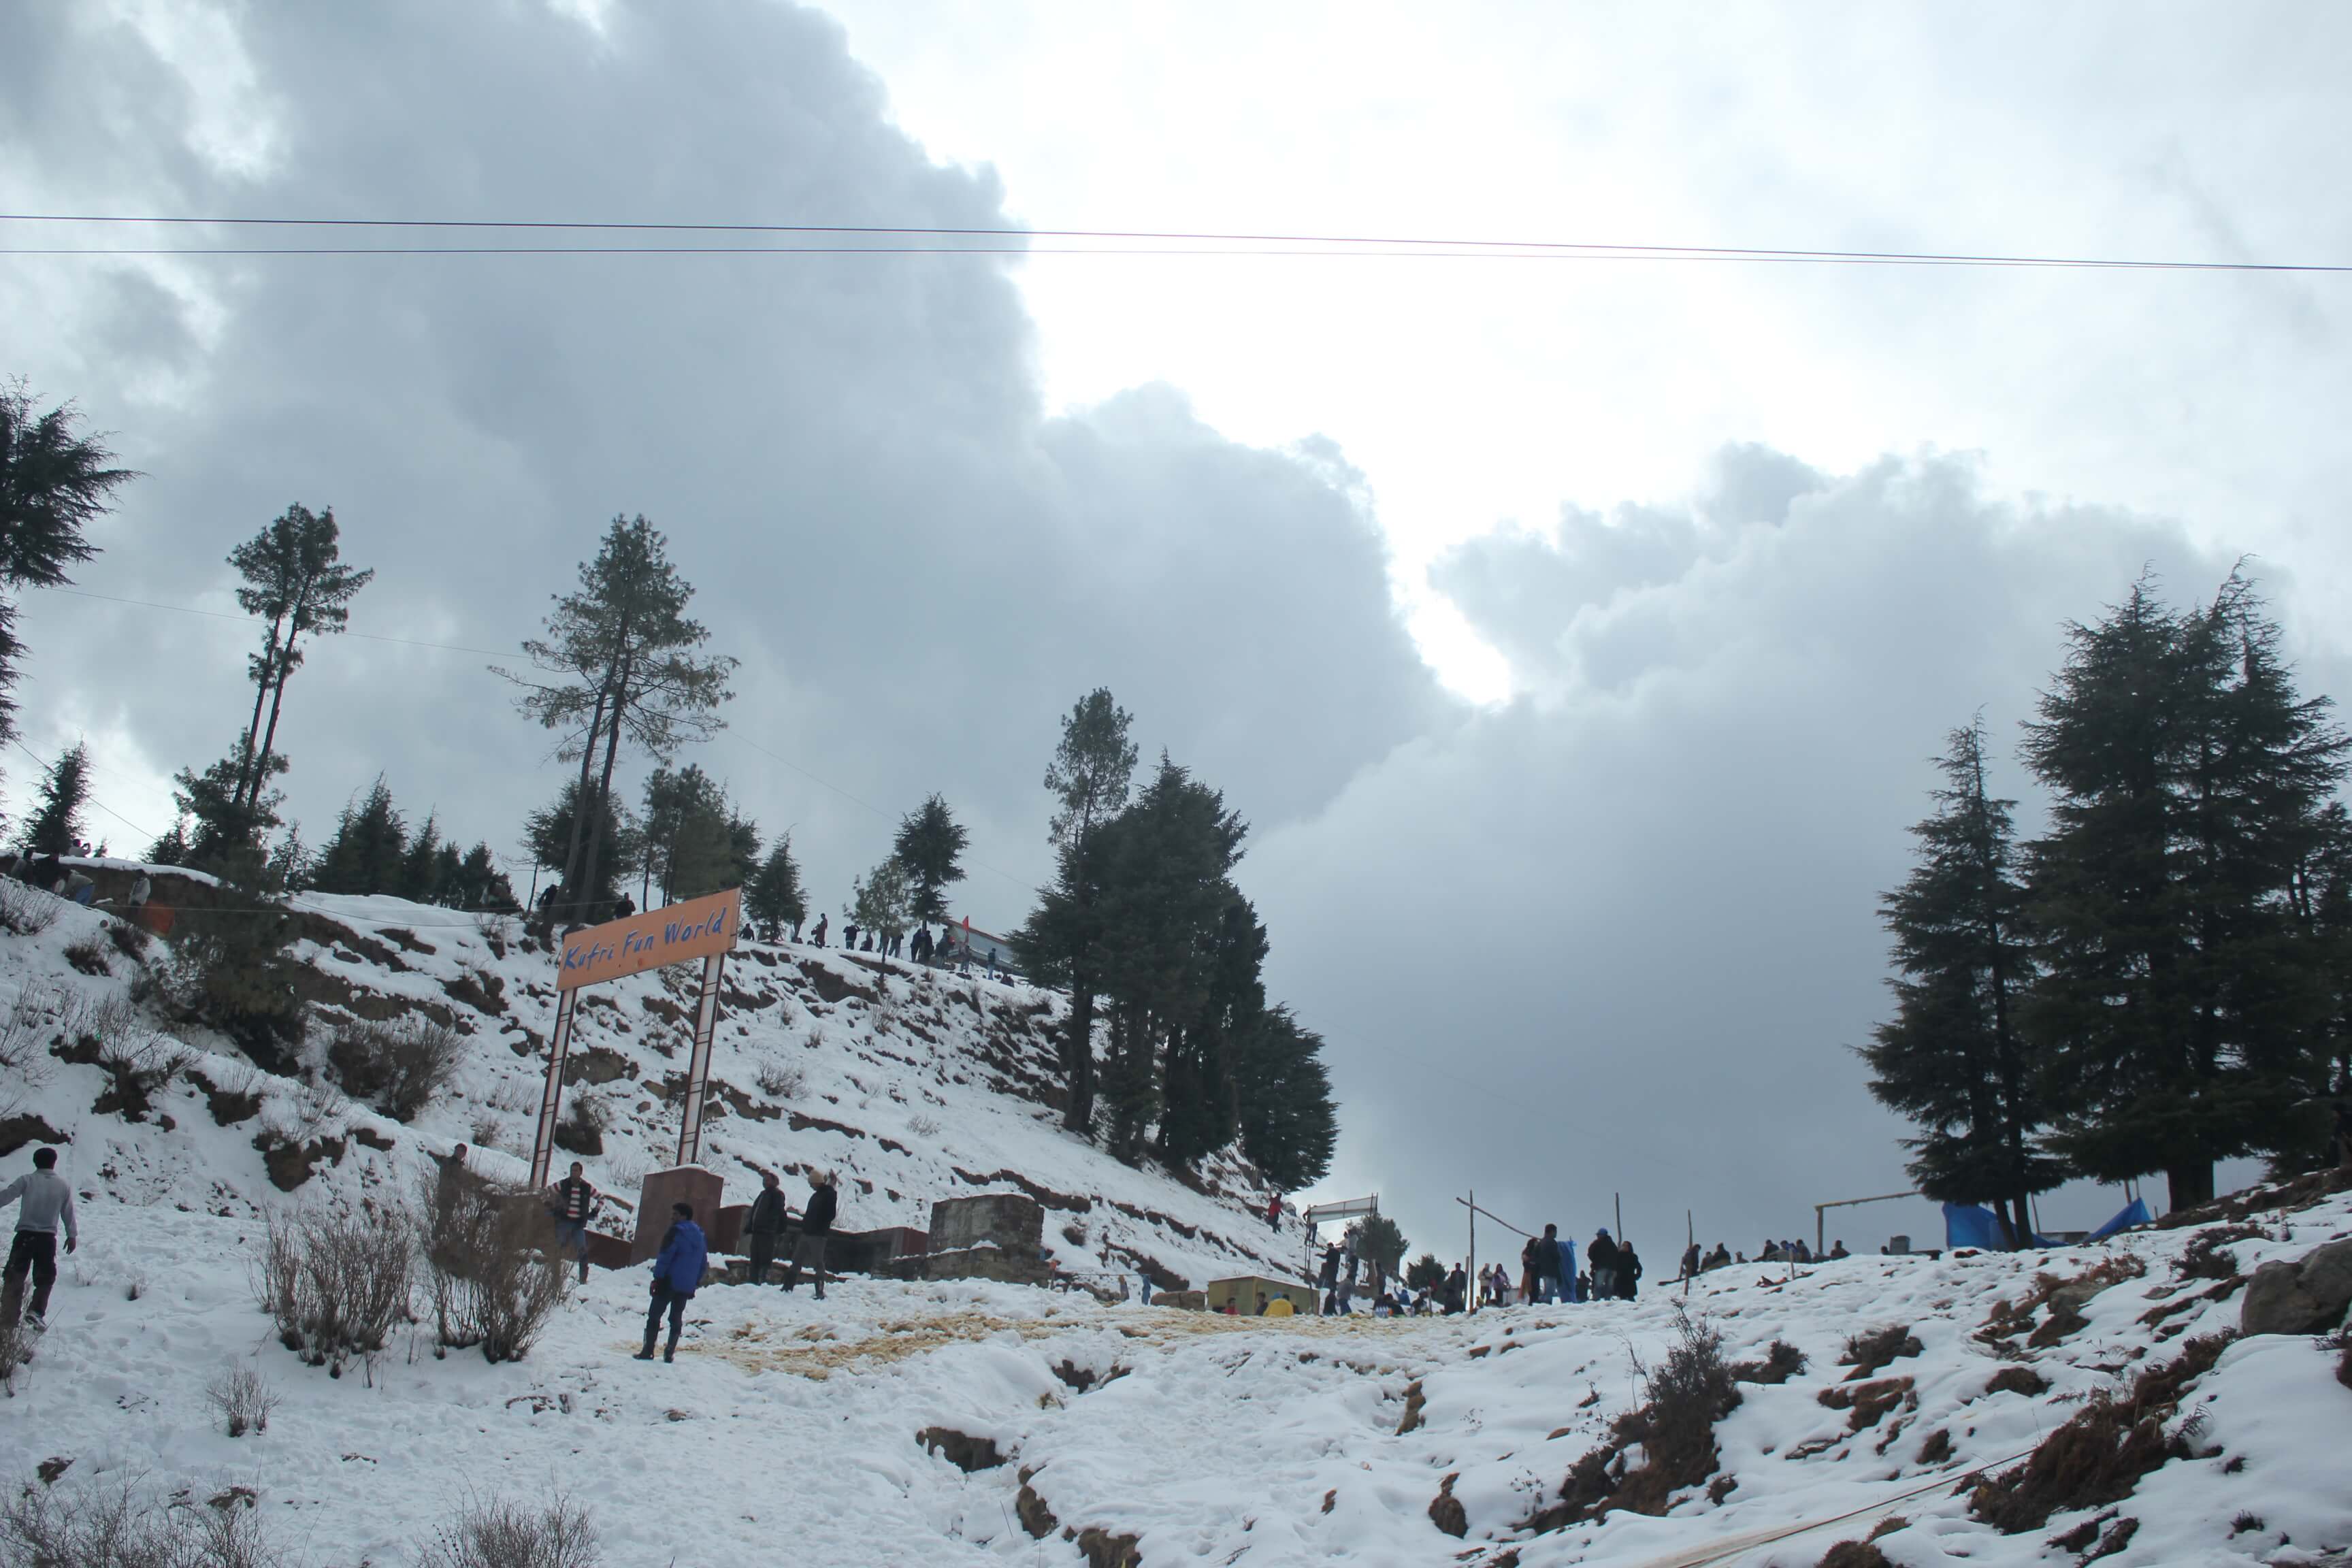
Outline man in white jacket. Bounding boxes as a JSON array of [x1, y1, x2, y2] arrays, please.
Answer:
[[1, 1147, 78, 1327]]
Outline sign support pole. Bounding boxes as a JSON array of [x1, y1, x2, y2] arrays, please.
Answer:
[[675, 949, 726, 1168], [527, 987, 579, 1192]]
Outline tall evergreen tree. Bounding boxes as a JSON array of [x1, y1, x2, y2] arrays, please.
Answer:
[[641, 764, 757, 904], [441, 843, 519, 911], [746, 835, 807, 941], [399, 811, 444, 903], [1863, 719, 2059, 1245], [1233, 1006, 1339, 1191], [169, 740, 282, 866], [22, 740, 91, 855], [522, 779, 638, 915], [2023, 573, 2349, 1210], [310, 777, 409, 896], [893, 793, 968, 924], [1014, 689, 1139, 1134], [225, 505, 372, 814], [499, 516, 734, 927], [0, 382, 133, 746]]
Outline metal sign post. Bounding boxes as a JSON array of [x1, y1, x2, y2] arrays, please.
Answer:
[[525, 987, 580, 1192], [675, 948, 727, 1168]]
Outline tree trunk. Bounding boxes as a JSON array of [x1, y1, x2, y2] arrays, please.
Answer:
[[2164, 1162, 2215, 1214], [553, 685, 608, 923], [575, 649, 634, 925], [246, 627, 301, 819], [1062, 982, 1096, 1134], [2007, 1193, 2035, 1250], [233, 615, 284, 808]]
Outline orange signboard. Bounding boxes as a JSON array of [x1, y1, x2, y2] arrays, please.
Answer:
[[557, 886, 741, 991]]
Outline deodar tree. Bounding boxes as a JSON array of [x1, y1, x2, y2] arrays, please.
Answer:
[[499, 515, 734, 928], [0, 381, 133, 747], [893, 793, 968, 924], [1863, 717, 2058, 1246], [2021, 570, 2349, 1210]]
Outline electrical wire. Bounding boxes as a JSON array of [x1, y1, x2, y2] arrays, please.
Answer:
[[2, 212, 2345, 272]]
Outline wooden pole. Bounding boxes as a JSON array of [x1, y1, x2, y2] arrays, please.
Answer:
[[1683, 1208, 1694, 1298], [1614, 1191, 1622, 1242], [1467, 1188, 1477, 1315]]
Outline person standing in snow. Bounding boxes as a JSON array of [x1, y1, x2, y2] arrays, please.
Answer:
[[783, 1170, 837, 1299], [843, 921, 860, 952], [810, 913, 828, 947], [1534, 1224, 1564, 1304], [1265, 1194, 1282, 1232], [743, 1170, 789, 1286], [1443, 1264, 1467, 1315], [544, 1162, 600, 1284], [636, 1200, 706, 1362], [1588, 1228, 1620, 1300], [1, 1149, 78, 1328], [1318, 1243, 1341, 1313], [1615, 1240, 1642, 1299]]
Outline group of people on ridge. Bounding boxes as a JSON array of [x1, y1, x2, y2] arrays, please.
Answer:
[[1482, 1224, 1641, 1305]]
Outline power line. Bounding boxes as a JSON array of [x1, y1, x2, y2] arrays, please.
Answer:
[[1, 212, 2345, 273], [33, 585, 510, 657]]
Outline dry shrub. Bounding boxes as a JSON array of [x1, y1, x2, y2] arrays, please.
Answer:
[[1815, 1543, 1891, 1568], [419, 1490, 600, 1568], [1522, 1306, 1740, 1531], [106, 919, 150, 961], [755, 1060, 804, 1100], [1978, 1256, 2144, 1349], [1840, 1324, 1923, 1378], [0, 881, 57, 936], [1985, 1365, 2050, 1397], [0, 1475, 287, 1567], [2175, 1223, 2261, 1282], [204, 1359, 282, 1437], [1730, 1339, 1808, 1384], [0, 990, 54, 1117], [1818, 1377, 1914, 1433], [419, 1170, 568, 1364], [256, 1203, 414, 1379], [63, 934, 112, 976], [327, 1015, 466, 1122], [91, 1036, 197, 1124], [1970, 1333, 2234, 1533]]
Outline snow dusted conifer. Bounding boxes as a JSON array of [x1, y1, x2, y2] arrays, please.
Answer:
[[22, 739, 91, 855]]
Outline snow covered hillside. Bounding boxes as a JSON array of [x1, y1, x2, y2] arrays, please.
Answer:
[[0, 870, 1304, 1294], [3, 877, 2350, 1567]]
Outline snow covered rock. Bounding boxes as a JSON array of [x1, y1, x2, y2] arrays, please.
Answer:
[[2241, 1238, 2352, 1335]]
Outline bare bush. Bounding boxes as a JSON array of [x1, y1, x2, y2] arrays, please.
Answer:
[[206, 1358, 282, 1437], [905, 1113, 942, 1139], [93, 1036, 198, 1124], [107, 919, 151, 962], [0, 880, 56, 936], [326, 1015, 467, 1122], [755, 1060, 804, 1100], [63, 934, 112, 976], [1840, 1324, 1923, 1378], [419, 1170, 568, 1364], [420, 1490, 600, 1568], [0, 990, 54, 1115], [256, 1203, 414, 1380], [0, 1475, 287, 1567]]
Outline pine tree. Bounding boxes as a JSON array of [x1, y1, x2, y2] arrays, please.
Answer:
[[1015, 689, 1139, 1134], [642, 765, 755, 904], [442, 843, 518, 911], [1354, 1214, 1408, 1297], [1863, 719, 2059, 1245], [0, 382, 133, 746], [310, 777, 409, 896], [893, 794, 968, 924], [522, 780, 638, 918], [499, 516, 734, 928], [1232, 1007, 1339, 1192], [22, 740, 91, 855], [225, 505, 372, 814], [267, 823, 312, 892], [2023, 572, 2350, 1210], [746, 836, 807, 941], [399, 811, 444, 903], [171, 740, 282, 868]]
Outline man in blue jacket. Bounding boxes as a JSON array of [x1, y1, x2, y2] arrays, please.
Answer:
[[636, 1200, 706, 1363]]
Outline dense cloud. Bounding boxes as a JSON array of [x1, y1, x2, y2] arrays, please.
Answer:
[[0, 0, 1439, 922], [1252, 449, 2336, 1256]]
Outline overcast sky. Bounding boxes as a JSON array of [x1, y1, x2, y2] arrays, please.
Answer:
[[5, 0, 2349, 1261]]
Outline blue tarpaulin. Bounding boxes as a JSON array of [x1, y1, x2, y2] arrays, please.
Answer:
[[1942, 1203, 2061, 1250], [2087, 1198, 2151, 1241]]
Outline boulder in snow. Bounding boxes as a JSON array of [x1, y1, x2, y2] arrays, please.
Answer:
[[2240, 1238, 2352, 1335]]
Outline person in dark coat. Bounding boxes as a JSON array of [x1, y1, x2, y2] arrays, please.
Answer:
[[911, 926, 932, 964], [1534, 1224, 1565, 1303], [636, 1201, 706, 1363], [1588, 1228, 1620, 1300], [1318, 1243, 1341, 1314], [783, 1171, 837, 1299], [742, 1171, 790, 1287], [1616, 1240, 1642, 1299], [843, 921, 860, 952], [544, 1161, 600, 1284], [1443, 1264, 1467, 1315], [810, 914, 828, 947]]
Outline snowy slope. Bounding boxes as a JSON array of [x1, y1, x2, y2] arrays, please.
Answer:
[[0, 873, 1306, 1294], [3, 881, 2351, 1567]]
